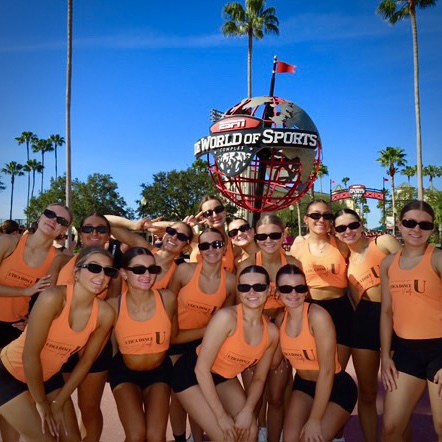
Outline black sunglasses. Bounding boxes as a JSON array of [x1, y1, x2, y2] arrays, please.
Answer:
[[401, 219, 434, 231], [166, 226, 189, 242], [306, 212, 333, 221], [80, 225, 110, 234], [43, 209, 69, 227], [202, 205, 225, 218], [78, 262, 118, 278], [126, 265, 162, 275], [335, 221, 361, 233], [228, 223, 251, 238], [278, 284, 309, 294], [254, 232, 283, 241], [198, 240, 225, 251], [237, 283, 268, 293]]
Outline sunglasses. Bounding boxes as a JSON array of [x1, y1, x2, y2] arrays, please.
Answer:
[[401, 219, 434, 231], [78, 262, 118, 278], [202, 205, 225, 218], [43, 209, 69, 227], [334, 221, 361, 233], [126, 265, 162, 275], [80, 225, 110, 234], [278, 284, 309, 294], [254, 232, 283, 241], [228, 223, 251, 238], [166, 226, 189, 242], [237, 283, 268, 293], [306, 212, 333, 221], [198, 240, 225, 251]]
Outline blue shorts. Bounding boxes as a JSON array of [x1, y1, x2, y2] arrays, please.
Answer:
[[108, 352, 173, 391], [393, 336, 442, 381], [171, 349, 230, 393], [292, 371, 358, 414], [0, 360, 64, 407]]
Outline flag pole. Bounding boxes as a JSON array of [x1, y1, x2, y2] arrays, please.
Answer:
[[269, 55, 277, 97]]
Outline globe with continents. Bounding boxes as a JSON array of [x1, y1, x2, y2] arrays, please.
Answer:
[[194, 96, 322, 212]]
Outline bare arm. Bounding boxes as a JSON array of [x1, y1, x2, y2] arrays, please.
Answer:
[[376, 234, 402, 255]]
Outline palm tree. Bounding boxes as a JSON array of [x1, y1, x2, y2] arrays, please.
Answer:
[[377, 0, 437, 201], [317, 163, 329, 194], [342, 177, 350, 188], [423, 164, 441, 188], [48, 134, 65, 180], [32, 138, 54, 193], [1, 162, 24, 219], [376, 146, 407, 234], [222, 0, 279, 98], [15, 131, 38, 208], [23, 159, 43, 201], [401, 165, 417, 186]]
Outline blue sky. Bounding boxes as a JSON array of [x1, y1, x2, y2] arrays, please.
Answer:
[[0, 0, 441, 228]]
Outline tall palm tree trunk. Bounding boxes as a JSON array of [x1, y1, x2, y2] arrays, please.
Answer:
[[55, 147, 58, 179], [31, 170, 36, 200], [9, 177, 15, 219], [411, 9, 423, 200], [40, 152, 45, 194], [26, 142, 30, 208], [391, 174, 396, 236]]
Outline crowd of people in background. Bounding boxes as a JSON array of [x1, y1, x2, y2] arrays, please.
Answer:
[[0, 196, 440, 442]]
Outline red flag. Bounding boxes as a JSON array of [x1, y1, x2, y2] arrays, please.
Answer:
[[383, 178, 389, 182], [276, 61, 296, 74]]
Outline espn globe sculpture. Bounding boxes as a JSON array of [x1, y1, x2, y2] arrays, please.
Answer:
[[194, 96, 321, 212]]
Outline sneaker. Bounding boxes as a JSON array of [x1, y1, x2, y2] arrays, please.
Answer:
[[258, 427, 267, 442]]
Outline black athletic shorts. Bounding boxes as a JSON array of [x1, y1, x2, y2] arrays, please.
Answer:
[[62, 339, 113, 373], [393, 336, 442, 381], [292, 371, 358, 414], [0, 321, 22, 349], [352, 299, 381, 351], [171, 349, 230, 393], [167, 338, 202, 357], [315, 296, 354, 347], [0, 360, 64, 407], [108, 352, 173, 391]]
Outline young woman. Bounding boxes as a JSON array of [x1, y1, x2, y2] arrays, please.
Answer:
[[56, 212, 120, 442], [290, 200, 352, 369], [0, 246, 116, 441], [0, 203, 73, 441], [238, 214, 300, 442], [276, 264, 357, 442], [107, 247, 177, 441], [334, 208, 401, 442], [184, 195, 237, 273], [228, 218, 259, 270], [168, 227, 236, 441], [380, 200, 442, 441], [172, 265, 279, 442]]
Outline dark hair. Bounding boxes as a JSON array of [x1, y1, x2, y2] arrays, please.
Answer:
[[400, 200, 434, 221], [238, 265, 270, 285], [0, 220, 19, 234], [276, 264, 306, 284], [255, 214, 285, 232], [198, 195, 223, 212], [172, 221, 194, 242], [75, 246, 113, 268], [121, 247, 154, 268], [198, 227, 224, 243], [79, 212, 111, 231], [305, 199, 330, 214], [333, 208, 361, 223]]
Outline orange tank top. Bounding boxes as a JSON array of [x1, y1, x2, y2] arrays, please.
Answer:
[[256, 251, 286, 309], [0, 235, 57, 322], [0, 285, 98, 382], [280, 303, 341, 373], [57, 255, 108, 300], [298, 236, 347, 290], [114, 289, 171, 355], [388, 245, 442, 339], [197, 304, 269, 378], [153, 259, 177, 290], [178, 261, 227, 330], [348, 239, 387, 299]]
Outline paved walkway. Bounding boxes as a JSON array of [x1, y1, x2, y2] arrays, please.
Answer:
[[92, 356, 436, 441]]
